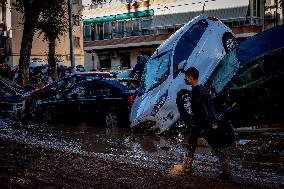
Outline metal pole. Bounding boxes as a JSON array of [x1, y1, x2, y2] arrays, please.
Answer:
[[263, 0, 265, 31], [275, 0, 279, 25], [68, 0, 75, 73], [202, 2, 205, 14]]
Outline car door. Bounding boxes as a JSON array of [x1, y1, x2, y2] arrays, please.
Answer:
[[228, 50, 284, 121], [79, 81, 117, 121], [78, 81, 99, 119], [56, 82, 86, 120]]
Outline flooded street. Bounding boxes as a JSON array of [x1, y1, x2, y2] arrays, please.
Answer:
[[0, 116, 283, 189]]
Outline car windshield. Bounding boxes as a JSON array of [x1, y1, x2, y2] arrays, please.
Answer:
[[139, 50, 171, 94], [209, 49, 241, 94]]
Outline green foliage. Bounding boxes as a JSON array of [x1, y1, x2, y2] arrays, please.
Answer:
[[37, 0, 68, 42], [14, 0, 45, 19], [36, 0, 68, 80]]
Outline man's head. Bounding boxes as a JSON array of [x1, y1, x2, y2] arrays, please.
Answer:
[[184, 67, 199, 86]]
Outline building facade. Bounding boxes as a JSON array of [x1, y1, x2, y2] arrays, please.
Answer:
[[264, 0, 284, 29], [0, 0, 11, 64], [83, 0, 280, 72], [7, 0, 84, 67]]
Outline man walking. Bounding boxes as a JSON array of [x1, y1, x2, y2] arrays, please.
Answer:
[[169, 67, 235, 178]]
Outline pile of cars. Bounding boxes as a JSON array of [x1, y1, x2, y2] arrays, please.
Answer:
[[130, 14, 238, 133], [130, 15, 284, 133], [0, 76, 25, 115], [1, 14, 283, 132]]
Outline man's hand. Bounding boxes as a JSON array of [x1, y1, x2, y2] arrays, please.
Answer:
[[212, 123, 218, 129]]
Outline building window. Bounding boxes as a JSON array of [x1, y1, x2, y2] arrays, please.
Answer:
[[91, 24, 96, 40], [132, 19, 140, 36], [115, 21, 125, 38], [95, 23, 104, 40], [74, 36, 80, 48], [120, 53, 130, 69], [99, 54, 111, 70], [141, 18, 152, 36], [73, 15, 80, 26], [84, 25, 91, 41], [126, 19, 140, 37], [141, 19, 151, 30], [125, 20, 133, 37], [252, 0, 261, 17], [104, 22, 112, 39]]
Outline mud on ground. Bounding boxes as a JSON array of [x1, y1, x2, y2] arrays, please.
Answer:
[[0, 117, 283, 189]]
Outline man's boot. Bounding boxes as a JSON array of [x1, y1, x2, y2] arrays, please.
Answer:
[[219, 159, 231, 179], [168, 156, 193, 176]]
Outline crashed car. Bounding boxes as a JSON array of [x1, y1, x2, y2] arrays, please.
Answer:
[[20, 73, 106, 117], [130, 14, 237, 133], [0, 76, 25, 115], [205, 24, 284, 127], [33, 78, 136, 127]]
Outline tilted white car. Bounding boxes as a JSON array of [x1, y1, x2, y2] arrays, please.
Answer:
[[130, 14, 237, 134]]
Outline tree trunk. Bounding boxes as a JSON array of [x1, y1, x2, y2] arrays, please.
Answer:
[[48, 37, 58, 81], [18, 0, 43, 87], [18, 15, 36, 87]]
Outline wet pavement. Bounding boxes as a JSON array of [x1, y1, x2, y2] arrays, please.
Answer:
[[0, 115, 283, 188]]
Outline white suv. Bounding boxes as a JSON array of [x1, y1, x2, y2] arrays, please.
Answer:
[[130, 14, 237, 134]]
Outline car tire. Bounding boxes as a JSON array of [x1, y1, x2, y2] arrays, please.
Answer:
[[105, 112, 120, 128], [222, 33, 237, 53], [176, 89, 193, 124]]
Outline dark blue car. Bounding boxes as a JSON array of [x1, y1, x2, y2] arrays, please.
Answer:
[[206, 24, 284, 127], [34, 78, 136, 128]]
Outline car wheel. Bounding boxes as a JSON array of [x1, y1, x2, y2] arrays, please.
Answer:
[[176, 89, 193, 123], [105, 112, 119, 128], [222, 33, 237, 53]]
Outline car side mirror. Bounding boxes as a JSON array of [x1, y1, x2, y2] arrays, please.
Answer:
[[177, 60, 187, 73]]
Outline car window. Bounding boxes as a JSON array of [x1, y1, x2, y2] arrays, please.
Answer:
[[67, 84, 87, 98], [89, 82, 119, 97], [209, 49, 241, 94], [105, 80, 128, 91], [173, 19, 208, 78], [49, 76, 76, 92], [231, 50, 284, 89]]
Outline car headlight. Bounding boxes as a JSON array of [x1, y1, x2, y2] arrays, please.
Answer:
[[151, 90, 168, 115]]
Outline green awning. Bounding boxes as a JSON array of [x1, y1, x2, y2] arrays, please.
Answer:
[[83, 9, 154, 24]]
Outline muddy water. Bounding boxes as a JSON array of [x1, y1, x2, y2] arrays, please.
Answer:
[[0, 116, 284, 187]]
